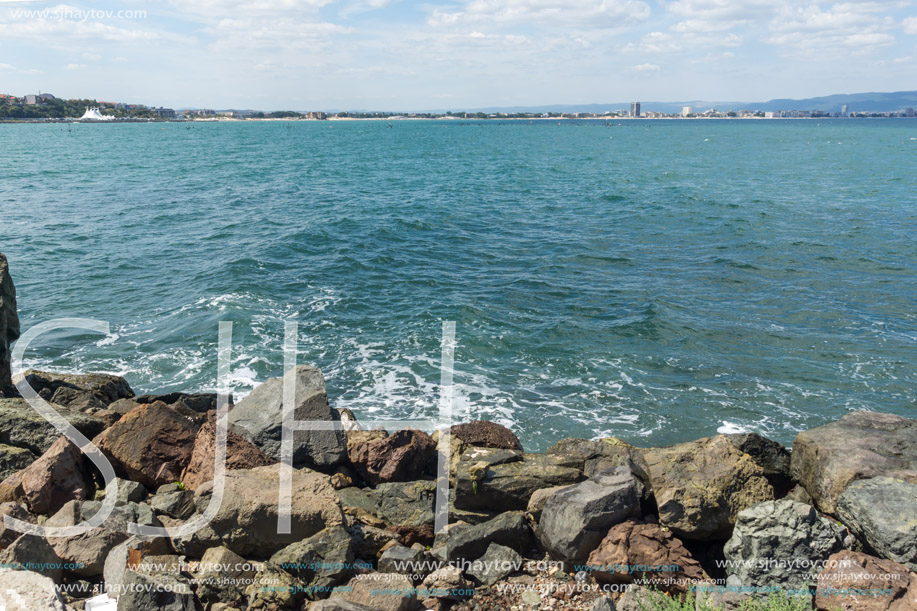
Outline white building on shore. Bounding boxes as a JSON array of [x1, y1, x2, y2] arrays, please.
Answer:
[[79, 106, 113, 121]]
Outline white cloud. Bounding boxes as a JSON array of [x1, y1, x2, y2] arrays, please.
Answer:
[[65, 63, 86, 69], [428, 0, 651, 28], [903, 16, 917, 34], [0, 63, 15, 70], [633, 62, 660, 70]]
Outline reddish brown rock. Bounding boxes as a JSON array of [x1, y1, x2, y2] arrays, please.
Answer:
[[180, 412, 274, 491], [816, 551, 917, 611], [585, 520, 709, 595], [0, 436, 94, 516], [0, 502, 34, 552], [93, 401, 199, 488], [349, 429, 436, 485], [450, 421, 523, 451]]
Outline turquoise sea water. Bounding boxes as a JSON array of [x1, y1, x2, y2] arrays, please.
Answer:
[[1, 119, 915, 450]]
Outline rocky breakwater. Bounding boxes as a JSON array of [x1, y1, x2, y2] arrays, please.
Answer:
[[0, 257, 914, 611]]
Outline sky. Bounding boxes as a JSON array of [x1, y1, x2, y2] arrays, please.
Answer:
[[1, 0, 916, 110]]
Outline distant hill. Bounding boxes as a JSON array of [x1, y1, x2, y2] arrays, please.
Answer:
[[453, 91, 917, 115]]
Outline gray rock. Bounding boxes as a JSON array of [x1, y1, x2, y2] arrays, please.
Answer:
[[537, 467, 640, 565], [15, 370, 134, 408], [442, 510, 534, 561], [0, 443, 35, 480], [45, 500, 160, 577], [229, 365, 346, 468], [378, 544, 427, 576], [373, 480, 437, 527], [454, 449, 584, 511], [836, 476, 917, 571], [0, 568, 67, 610], [116, 569, 195, 610], [615, 585, 661, 611], [112, 478, 148, 505], [347, 522, 402, 560], [790, 411, 917, 514], [723, 500, 844, 589], [0, 398, 106, 455], [149, 483, 195, 520], [590, 597, 615, 611], [467, 542, 522, 586], [161, 515, 221, 557], [271, 525, 356, 597], [0, 534, 63, 582], [135, 392, 222, 413], [0, 254, 19, 398]]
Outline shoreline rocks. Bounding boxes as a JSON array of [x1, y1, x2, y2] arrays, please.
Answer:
[[0, 253, 19, 398]]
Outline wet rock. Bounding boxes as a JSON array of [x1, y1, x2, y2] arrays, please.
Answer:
[[15, 370, 134, 408], [815, 551, 917, 611], [229, 365, 346, 468], [790, 411, 917, 515], [349, 429, 436, 485], [0, 568, 67, 610], [333, 572, 416, 611], [336, 408, 362, 431], [0, 443, 35, 480], [644, 435, 774, 541], [836, 476, 917, 571], [0, 253, 19, 398], [467, 542, 522, 586], [444, 510, 534, 562], [0, 436, 94, 516], [180, 411, 274, 491], [723, 500, 844, 589], [586, 520, 708, 595], [454, 449, 583, 511], [92, 401, 199, 488], [537, 467, 640, 566], [450, 420, 523, 451], [0, 398, 106, 455], [194, 463, 344, 557], [271, 525, 356, 597]]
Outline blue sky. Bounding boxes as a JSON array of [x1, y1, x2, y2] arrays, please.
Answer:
[[1, 0, 916, 110]]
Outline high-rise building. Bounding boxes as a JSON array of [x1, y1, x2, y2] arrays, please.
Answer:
[[682, 106, 693, 117], [631, 101, 641, 118], [841, 104, 849, 117]]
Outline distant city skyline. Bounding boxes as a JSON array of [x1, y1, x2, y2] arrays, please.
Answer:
[[1, 0, 916, 109]]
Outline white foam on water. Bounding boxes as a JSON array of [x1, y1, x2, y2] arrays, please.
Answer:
[[717, 421, 749, 434]]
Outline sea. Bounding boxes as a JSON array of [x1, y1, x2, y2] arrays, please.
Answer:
[[1, 118, 914, 450]]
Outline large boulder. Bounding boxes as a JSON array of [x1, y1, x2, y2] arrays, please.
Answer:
[[228, 365, 346, 468], [0, 568, 67, 610], [193, 463, 344, 557], [243, 562, 306, 609], [815, 551, 917, 611], [0, 534, 64, 582], [723, 500, 845, 589], [0, 253, 19, 398], [15, 370, 134, 409], [349, 429, 436, 485], [449, 421, 523, 451], [790, 411, 917, 514], [467, 542, 522, 586], [193, 545, 259, 607], [93, 401, 199, 488], [270, 525, 356, 597], [836, 476, 917, 571], [180, 412, 273, 491], [0, 435, 94, 515], [644, 435, 774, 540], [372, 480, 437, 528], [443, 511, 534, 561], [46, 499, 160, 577], [0, 398, 106, 455], [725, 433, 793, 497], [454, 448, 584, 511], [116, 569, 195, 610], [537, 467, 640, 566], [135, 392, 222, 413], [585, 520, 708, 595]]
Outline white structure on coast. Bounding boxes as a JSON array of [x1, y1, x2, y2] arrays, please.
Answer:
[[79, 106, 112, 121]]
